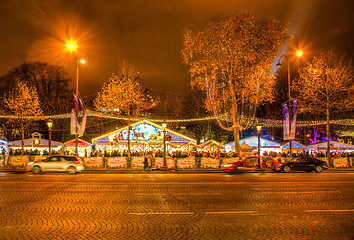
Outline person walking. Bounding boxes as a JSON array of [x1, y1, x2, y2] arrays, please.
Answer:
[[143, 156, 148, 171]]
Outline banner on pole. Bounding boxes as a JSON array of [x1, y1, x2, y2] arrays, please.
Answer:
[[291, 98, 297, 140], [78, 98, 86, 137], [70, 109, 78, 135], [70, 94, 86, 136], [282, 102, 289, 140]]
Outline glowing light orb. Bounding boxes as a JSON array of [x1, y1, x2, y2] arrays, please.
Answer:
[[296, 50, 303, 57], [66, 40, 77, 52]]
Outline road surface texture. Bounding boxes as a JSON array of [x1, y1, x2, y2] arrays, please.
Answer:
[[0, 172, 353, 239]]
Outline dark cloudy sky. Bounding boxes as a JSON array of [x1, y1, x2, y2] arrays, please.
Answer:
[[0, 0, 353, 99]]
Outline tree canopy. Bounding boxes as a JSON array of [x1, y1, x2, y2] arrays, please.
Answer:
[[293, 50, 353, 165], [0, 62, 72, 114], [3, 80, 43, 152], [94, 64, 158, 117], [182, 13, 290, 154], [94, 62, 158, 158], [294, 50, 353, 117]]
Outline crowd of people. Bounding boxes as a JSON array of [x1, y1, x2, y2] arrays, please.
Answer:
[[4, 148, 354, 160]]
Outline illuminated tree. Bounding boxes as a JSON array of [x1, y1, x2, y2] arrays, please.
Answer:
[[0, 62, 72, 141], [3, 80, 43, 154], [0, 62, 72, 114], [294, 50, 353, 166], [94, 62, 158, 159], [182, 14, 290, 155]]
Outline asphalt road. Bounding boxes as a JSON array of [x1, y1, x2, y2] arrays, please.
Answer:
[[0, 172, 353, 240]]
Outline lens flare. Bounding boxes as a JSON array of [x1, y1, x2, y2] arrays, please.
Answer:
[[296, 50, 303, 57]]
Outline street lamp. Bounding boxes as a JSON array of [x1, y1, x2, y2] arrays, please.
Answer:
[[276, 51, 302, 157], [296, 50, 303, 57], [256, 122, 262, 169], [47, 119, 53, 156], [66, 40, 85, 156], [66, 40, 77, 52], [162, 123, 167, 170], [74, 58, 86, 157]]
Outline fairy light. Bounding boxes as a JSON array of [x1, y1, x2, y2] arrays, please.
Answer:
[[0, 110, 353, 127]]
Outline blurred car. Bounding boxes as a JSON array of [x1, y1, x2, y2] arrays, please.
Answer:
[[278, 157, 328, 173], [27, 155, 85, 174], [222, 156, 280, 173]]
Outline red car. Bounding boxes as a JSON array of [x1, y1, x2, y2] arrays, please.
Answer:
[[222, 156, 280, 173]]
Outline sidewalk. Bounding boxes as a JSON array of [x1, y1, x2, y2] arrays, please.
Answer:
[[82, 167, 354, 174], [1, 166, 354, 173]]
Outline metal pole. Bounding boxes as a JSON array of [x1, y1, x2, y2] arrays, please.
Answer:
[[75, 57, 79, 157], [287, 58, 292, 158], [163, 127, 167, 169], [257, 131, 261, 168], [49, 128, 52, 156]]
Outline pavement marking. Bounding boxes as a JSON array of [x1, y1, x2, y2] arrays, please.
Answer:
[[133, 193, 221, 196], [257, 191, 342, 194], [304, 209, 354, 212], [129, 212, 195, 215], [206, 211, 254, 214], [130, 211, 255, 215], [1, 181, 354, 184]]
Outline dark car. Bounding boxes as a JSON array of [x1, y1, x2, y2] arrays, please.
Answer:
[[279, 157, 328, 173], [222, 156, 280, 173], [26, 155, 85, 174]]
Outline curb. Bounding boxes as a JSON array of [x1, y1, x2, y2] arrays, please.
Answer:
[[1, 168, 354, 174]]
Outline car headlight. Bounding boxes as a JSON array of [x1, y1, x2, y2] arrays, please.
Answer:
[[222, 164, 232, 168], [27, 162, 34, 166]]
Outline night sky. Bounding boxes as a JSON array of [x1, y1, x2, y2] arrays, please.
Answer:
[[1, 0, 353, 99]]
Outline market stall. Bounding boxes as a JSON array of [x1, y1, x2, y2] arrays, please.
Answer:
[[281, 141, 307, 154], [307, 141, 354, 155], [64, 138, 92, 157], [198, 140, 224, 152], [8, 132, 62, 155], [92, 120, 197, 155], [225, 136, 281, 155]]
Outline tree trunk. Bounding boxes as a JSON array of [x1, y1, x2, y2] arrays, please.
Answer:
[[21, 119, 24, 156], [127, 116, 131, 159], [233, 127, 240, 157], [326, 106, 332, 167], [232, 97, 240, 156]]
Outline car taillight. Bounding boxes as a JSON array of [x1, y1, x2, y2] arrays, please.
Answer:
[[73, 161, 81, 164]]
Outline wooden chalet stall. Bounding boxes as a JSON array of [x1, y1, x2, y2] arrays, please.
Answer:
[[92, 120, 197, 155], [8, 132, 62, 155], [281, 141, 307, 154], [307, 141, 354, 155], [64, 139, 92, 157], [225, 136, 281, 155]]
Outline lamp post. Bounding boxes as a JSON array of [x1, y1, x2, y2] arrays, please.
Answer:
[[162, 123, 167, 170], [276, 50, 302, 158], [47, 119, 53, 156], [74, 58, 86, 157], [256, 122, 262, 169], [66, 40, 85, 157]]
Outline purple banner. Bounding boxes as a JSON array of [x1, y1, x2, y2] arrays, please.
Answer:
[[291, 98, 297, 140], [71, 93, 79, 135], [70, 108, 78, 135], [78, 98, 86, 137], [71, 94, 86, 136], [282, 102, 289, 140]]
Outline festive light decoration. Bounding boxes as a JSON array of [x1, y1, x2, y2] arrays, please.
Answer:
[[0, 110, 353, 127]]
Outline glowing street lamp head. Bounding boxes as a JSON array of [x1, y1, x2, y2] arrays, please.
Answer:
[[296, 50, 303, 57], [80, 59, 86, 64], [66, 40, 77, 52]]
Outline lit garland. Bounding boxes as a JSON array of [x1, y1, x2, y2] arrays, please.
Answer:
[[0, 109, 353, 127]]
